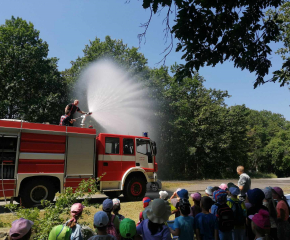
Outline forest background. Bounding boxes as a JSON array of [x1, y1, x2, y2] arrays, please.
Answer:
[[1, 1, 290, 180]]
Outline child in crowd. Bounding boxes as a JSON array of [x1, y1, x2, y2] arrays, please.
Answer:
[[272, 186, 290, 240], [49, 225, 72, 240], [249, 209, 271, 240], [205, 186, 213, 197], [219, 183, 228, 191], [66, 203, 84, 240], [170, 198, 195, 240], [227, 186, 247, 240], [88, 211, 117, 240], [170, 188, 181, 217], [211, 189, 234, 240], [159, 191, 168, 200], [246, 188, 268, 240], [195, 196, 219, 240], [262, 187, 277, 240], [120, 218, 142, 240], [112, 198, 125, 222], [137, 197, 151, 226], [9, 218, 34, 240], [101, 199, 120, 240], [171, 189, 189, 218], [136, 198, 172, 240], [190, 192, 202, 217]]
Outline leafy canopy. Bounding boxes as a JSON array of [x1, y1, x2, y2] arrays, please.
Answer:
[[139, 0, 283, 88], [0, 16, 67, 123]]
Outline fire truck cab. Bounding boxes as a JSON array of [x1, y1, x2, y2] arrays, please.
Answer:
[[0, 119, 158, 207]]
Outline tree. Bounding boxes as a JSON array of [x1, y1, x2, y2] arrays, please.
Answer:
[[267, 2, 290, 86], [145, 65, 249, 179], [0, 16, 67, 124], [137, 0, 283, 87]]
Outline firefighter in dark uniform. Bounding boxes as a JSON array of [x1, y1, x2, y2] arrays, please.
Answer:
[[59, 110, 76, 126], [65, 100, 87, 126]]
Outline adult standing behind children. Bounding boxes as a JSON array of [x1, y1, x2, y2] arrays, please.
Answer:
[[237, 166, 251, 201]]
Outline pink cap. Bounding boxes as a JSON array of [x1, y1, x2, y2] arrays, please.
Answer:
[[71, 203, 84, 216], [272, 187, 284, 197], [9, 218, 34, 240], [249, 209, 271, 230], [191, 192, 201, 201], [219, 183, 228, 190]]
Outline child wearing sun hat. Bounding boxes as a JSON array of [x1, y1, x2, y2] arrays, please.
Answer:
[[249, 209, 271, 240], [190, 192, 202, 217], [112, 198, 125, 222], [137, 198, 172, 240], [9, 218, 34, 240], [272, 187, 290, 240]]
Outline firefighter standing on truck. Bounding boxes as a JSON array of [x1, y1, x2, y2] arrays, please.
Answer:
[[65, 100, 87, 126], [59, 110, 76, 126]]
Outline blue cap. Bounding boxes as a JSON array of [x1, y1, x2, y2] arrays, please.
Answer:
[[94, 211, 109, 227], [229, 187, 240, 196], [102, 199, 113, 212], [177, 189, 189, 199], [247, 188, 265, 205]]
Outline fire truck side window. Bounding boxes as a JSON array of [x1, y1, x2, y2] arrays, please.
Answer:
[[105, 137, 120, 154], [123, 138, 134, 155]]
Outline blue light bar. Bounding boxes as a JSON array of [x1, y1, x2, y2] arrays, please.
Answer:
[[143, 132, 148, 137]]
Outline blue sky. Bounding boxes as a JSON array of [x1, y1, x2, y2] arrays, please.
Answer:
[[1, 0, 289, 119]]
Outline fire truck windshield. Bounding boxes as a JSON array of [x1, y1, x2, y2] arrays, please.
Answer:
[[136, 139, 153, 156]]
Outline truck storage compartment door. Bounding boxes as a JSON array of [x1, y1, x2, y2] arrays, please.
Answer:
[[66, 135, 95, 177]]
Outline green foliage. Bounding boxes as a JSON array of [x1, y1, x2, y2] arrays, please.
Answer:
[[5, 178, 100, 240], [0, 16, 68, 124], [266, 2, 290, 86], [140, 0, 284, 87]]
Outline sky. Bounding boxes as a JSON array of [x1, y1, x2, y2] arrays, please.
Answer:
[[1, 0, 289, 119]]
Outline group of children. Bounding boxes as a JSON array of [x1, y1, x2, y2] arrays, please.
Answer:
[[6, 183, 290, 240]]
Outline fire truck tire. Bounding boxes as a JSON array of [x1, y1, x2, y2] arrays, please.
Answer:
[[123, 176, 146, 201], [20, 179, 55, 207], [104, 191, 122, 199]]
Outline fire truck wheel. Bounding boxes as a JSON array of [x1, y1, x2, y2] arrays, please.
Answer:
[[20, 179, 55, 207], [123, 176, 146, 201]]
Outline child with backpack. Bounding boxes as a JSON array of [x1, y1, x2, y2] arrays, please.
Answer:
[[195, 196, 219, 240], [211, 189, 234, 240], [112, 199, 125, 222], [99, 199, 120, 240], [170, 198, 195, 240], [227, 186, 247, 240], [66, 203, 85, 240], [89, 211, 117, 240]]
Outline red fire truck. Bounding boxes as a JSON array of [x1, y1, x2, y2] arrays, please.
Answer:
[[0, 119, 158, 207]]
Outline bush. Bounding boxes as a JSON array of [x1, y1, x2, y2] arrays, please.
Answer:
[[5, 177, 102, 240]]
